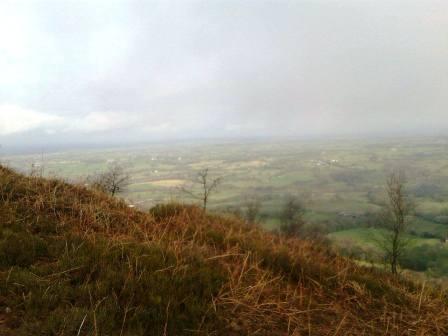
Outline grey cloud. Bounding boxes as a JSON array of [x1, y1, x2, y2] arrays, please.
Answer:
[[1, 0, 447, 148]]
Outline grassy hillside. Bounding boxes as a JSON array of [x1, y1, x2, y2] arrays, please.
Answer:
[[6, 138, 448, 269], [0, 166, 447, 335]]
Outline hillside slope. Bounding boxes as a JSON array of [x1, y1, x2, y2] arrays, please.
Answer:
[[0, 166, 447, 335]]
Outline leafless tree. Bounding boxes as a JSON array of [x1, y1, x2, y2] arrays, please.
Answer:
[[279, 195, 306, 237], [89, 165, 129, 196], [223, 205, 243, 219], [244, 199, 262, 225], [378, 170, 413, 275], [181, 168, 221, 211], [29, 152, 46, 177]]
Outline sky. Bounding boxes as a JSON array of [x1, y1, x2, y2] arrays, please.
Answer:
[[1, 0, 447, 149]]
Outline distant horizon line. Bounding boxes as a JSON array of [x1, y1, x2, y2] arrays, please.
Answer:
[[2, 133, 448, 156]]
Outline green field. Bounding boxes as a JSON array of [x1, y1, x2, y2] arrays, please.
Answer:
[[4, 136, 448, 276]]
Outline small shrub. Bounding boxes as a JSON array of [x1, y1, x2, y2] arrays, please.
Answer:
[[150, 203, 188, 220], [0, 232, 48, 268]]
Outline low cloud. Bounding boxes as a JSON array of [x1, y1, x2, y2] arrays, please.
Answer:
[[0, 104, 62, 135], [0, 105, 142, 136], [67, 112, 139, 133]]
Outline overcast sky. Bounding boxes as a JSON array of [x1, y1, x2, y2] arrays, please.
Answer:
[[1, 0, 447, 148]]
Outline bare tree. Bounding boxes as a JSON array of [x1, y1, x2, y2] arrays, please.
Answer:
[[89, 165, 129, 196], [279, 196, 305, 237], [181, 168, 221, 211], [378, 171, 413, 275], [223, 205, 243, 218], [29, 152, 46, 177], [244, 199, 262, 225]]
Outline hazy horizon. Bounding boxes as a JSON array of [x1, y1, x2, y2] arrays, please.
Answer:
[[1, 0, 448, 149], [4, 133, 448, 156]]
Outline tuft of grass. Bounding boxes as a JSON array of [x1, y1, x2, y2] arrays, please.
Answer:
[[149, 202, 196, 221]]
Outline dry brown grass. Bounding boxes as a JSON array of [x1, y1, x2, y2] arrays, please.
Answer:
[[0, 165, 447, 335]]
